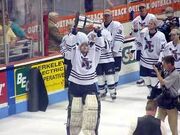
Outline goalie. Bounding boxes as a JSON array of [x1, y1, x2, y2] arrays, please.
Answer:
[[61, 27, 105, 135]]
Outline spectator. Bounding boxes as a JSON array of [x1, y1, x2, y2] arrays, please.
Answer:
[[128, 100, 167, 135], [153, 55, 180, 135], [158, 7, 180, 42], [84, 0, 93, 12], [48, 12, 62, 52], [0, 10, 17, 46], [4, 11, 31, 40]]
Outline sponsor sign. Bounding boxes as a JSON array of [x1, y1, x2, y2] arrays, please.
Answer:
[[120, 40, 139, 75], [0, 71, 8, 107], [32, 59, 65, 93], [22, 0, 180, 37], [14, 67, 30, 102]]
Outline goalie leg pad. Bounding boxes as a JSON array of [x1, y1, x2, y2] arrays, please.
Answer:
[[67, 97, 83, 135], [82, 94, 100, 135]]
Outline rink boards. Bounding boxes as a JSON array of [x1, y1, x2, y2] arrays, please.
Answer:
[[0, 38, 139, 119]]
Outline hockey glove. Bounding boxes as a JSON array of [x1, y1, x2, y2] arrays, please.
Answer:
[[71, 27, 78, 35]]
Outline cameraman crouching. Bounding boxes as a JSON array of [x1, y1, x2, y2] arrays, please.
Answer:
[[153, 56, 180, 135]]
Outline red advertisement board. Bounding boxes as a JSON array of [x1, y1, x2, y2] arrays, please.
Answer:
[[21, 0, 180, 38], [0, 71, 7, 105]]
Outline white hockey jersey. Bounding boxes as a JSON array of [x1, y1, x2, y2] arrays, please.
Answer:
[[102, 21, 124, 57], [132, 13, 156, 37], [60, 32, 88, 60], [88, 29, 114, 64], [68, 35, 105, 85], [163, 41, 180, 72], [139, 30, 167, 69]]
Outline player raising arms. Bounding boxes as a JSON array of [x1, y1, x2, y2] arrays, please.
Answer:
[[61, 26, 105, 135]]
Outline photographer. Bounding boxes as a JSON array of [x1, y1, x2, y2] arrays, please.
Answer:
[[153, 56, 180, 135]]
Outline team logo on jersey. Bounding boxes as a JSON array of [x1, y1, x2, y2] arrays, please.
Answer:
[[81, 56, 92, 70], [144, 37, 154, 52], [170, 48, 180, 61]]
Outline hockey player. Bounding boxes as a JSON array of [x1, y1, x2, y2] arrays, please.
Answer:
[[62, 28, 104, 135], [131, 3, 156, 85], [102, 9, 124, 95], [60, 26, 88, 80], [132, 3, 156, 37], [163, 28, 180, 72], [88, 27, 116, 100], [131, 18, 167, 99], [60, 26, 89, 102]]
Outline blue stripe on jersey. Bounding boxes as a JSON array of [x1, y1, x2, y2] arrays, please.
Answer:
[[70, 70, 96, 79], [66, 44, 76, 50], [176, 68, 180, 72], [70, 74, 97, 81], [101, 52, 113, 55], [95, 44, 103, 48], [100, 55, 113, 58], [100, 57, 114, 60], [140, 55, 159, 61], [140, 58, 158, 65]]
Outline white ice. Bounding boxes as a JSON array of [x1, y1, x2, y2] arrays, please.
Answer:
[[0, 83, 180, 135]]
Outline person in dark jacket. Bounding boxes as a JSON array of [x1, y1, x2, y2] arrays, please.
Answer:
[[128, 100, 166, 135]]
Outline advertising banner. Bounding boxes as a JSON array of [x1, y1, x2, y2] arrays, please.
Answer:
[[14, 67, 30, 102], [21, 0, 180, 38], [0, 71, 8, 108], [32, 59, 65, 93], [55, 0, 180, 34], [120, 39, 139, 76]]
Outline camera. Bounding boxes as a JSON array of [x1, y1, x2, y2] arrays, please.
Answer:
[[154, 62, 163, 71]]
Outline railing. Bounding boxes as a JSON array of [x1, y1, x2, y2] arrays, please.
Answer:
[[0, 39, 33, 64]]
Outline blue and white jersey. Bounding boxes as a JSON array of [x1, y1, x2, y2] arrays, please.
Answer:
[[132, 13, 156, 52], [102, 21, 124, 57], [68, 36, 105, 85], [88, 29, 114, 64], [132, 27, 148, 52], [164, 41, 180, 72], [132, 13, 156, 37], [60, 32, 88, 60], [139, 30, 167, 69]]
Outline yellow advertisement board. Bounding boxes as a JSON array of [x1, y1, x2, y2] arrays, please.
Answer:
[[32, 59, 65, 93]]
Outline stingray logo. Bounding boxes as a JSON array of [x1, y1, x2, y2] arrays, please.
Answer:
[[144, 37, 154, 52], [0, 83, 5, 96], [122, 45, 136, 65]]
